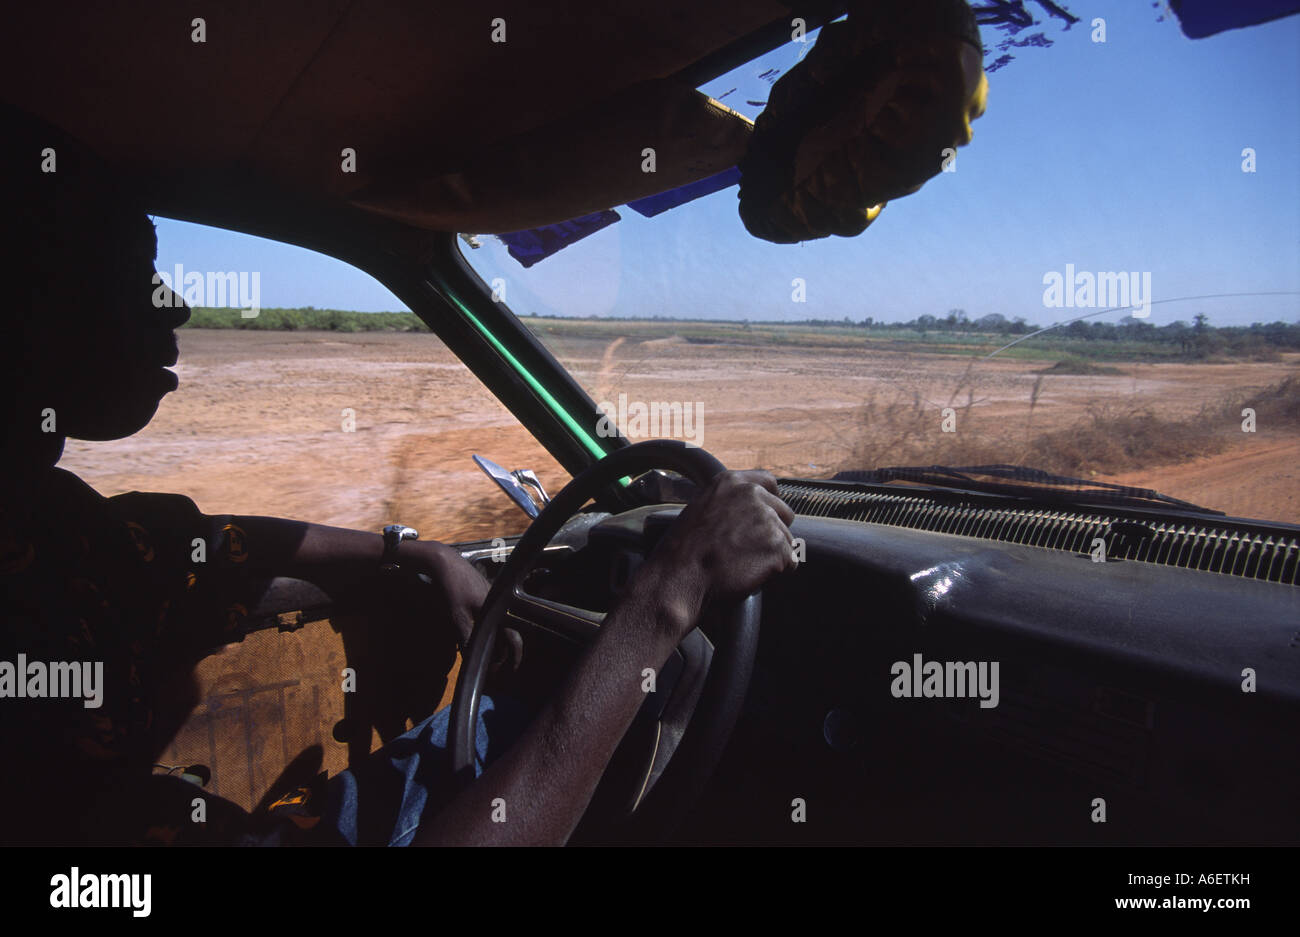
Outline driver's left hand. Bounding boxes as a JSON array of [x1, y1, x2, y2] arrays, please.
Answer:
[[330, 541, 492, 746], [388, 541, 523, 674], [396, 540, 489, 652]]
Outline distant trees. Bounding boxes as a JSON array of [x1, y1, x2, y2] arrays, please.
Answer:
[[841, 310, 1300, 358], [1164, 320, 1192, 355], [178, 305, 1300, 360], [181, 307, 428, 332]]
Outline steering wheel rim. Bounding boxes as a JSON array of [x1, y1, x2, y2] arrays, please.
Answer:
[[448, 439, 762, 841]]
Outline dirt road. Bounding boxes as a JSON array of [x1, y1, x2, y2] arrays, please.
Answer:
[[1104, 437, 1300, 521]]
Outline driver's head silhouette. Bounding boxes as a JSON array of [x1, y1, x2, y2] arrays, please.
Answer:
[[2, 107, 189, 467]]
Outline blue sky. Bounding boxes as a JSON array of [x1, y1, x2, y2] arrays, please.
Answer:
[[156, 0, 1299, 327]]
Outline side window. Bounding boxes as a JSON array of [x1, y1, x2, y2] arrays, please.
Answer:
[[59, 218, 566, 544], [55, 218, 572, 807]]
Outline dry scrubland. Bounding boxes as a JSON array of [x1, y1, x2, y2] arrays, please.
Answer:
[[62, 328, 1300, 530]]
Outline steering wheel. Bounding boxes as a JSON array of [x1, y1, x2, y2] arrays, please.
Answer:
[[448, 439, 761, 842]]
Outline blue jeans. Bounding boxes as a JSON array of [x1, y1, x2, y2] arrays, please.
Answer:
[[316, 696, 529, 846]]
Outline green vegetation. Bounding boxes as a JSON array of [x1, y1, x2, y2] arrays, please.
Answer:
[[181, 306, 1300, 364], [1038, 356, 1124, 375], [524, 314, 1300, 363], [182, 307, 429, 332]]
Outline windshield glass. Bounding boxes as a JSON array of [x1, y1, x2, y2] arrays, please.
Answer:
[[458, 2, 1300, 523]]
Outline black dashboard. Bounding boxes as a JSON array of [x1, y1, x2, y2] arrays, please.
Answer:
[[495, 495, 1300, 845]]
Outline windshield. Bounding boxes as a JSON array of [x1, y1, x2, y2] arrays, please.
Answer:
[[458, 2, 1300, 523]]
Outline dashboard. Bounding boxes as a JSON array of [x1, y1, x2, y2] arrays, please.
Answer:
[[485, 498, 1300, 844]]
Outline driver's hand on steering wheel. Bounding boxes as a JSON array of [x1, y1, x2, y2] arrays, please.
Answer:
[[645, 470, 797, 626], [395, 540, 488, 651], [395, 541, 524, 672]]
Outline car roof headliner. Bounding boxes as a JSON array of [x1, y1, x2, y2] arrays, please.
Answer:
[[3, 1, 813, 233]]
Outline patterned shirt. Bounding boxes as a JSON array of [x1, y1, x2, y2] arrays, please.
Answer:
[[0, 468, 287, 844]]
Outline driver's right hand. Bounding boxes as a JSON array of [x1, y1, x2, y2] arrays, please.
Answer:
[[645, 469, 797, 618]]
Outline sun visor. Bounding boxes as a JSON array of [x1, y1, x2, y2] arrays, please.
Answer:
[[348, 80, 752, 234]]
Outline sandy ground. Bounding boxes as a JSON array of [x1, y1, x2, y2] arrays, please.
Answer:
[[62, 330, 1300, 531], [58, 330, 1297, 810], [1104, 438, 1300, 521]]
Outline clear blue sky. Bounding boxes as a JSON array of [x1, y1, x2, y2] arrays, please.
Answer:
[[156, 0, 1299, 328]]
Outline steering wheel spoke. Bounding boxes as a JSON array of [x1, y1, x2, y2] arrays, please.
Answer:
[[507, 590, 604, 645]]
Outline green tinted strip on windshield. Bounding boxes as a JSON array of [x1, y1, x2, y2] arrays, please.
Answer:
[[440, 286, 621, 471]]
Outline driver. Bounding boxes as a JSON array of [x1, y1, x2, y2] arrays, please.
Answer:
[[0, 111, 797, 845]]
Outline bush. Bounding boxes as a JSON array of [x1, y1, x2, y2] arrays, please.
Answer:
[[1039, 356, 1123, 375], [180, 308, 429, 332]]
